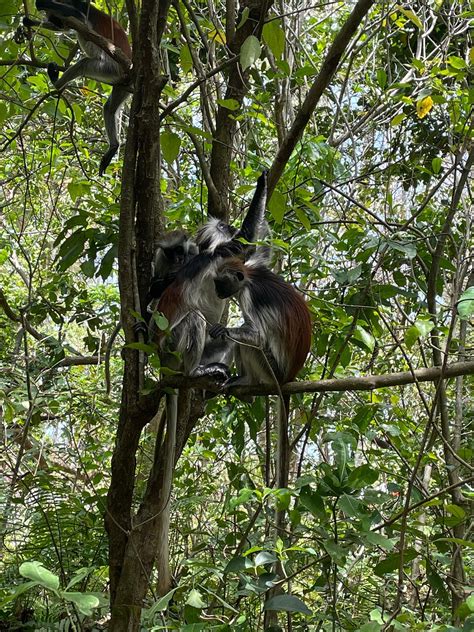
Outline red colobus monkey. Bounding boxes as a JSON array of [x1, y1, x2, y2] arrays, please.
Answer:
[[147, 230, 198, 312], [155, 171, 268, 378], [209, 257, 312, 386], [24, 0, 132, 175]]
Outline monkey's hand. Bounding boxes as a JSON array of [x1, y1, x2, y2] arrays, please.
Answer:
[[22, 16, 41, 28], [209, 324, 229, 339], [133, 321, 148, 340], [47, 62, 60, 84]]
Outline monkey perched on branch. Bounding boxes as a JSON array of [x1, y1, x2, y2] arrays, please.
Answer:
[[24, 0, 133, 175]]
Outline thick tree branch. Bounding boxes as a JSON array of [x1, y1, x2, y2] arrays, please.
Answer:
[[267, 0, 375, 196], [136, 360, 474, 417]]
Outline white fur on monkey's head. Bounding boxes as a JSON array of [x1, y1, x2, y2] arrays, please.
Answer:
[[196, 217, 237, 253]]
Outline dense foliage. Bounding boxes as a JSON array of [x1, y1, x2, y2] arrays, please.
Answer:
[[0, 0, 472, 629]]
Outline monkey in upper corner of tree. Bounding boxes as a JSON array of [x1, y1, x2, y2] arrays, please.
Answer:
[[23, 0, 133, 175]]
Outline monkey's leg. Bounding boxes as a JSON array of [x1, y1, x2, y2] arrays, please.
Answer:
[[99, 84, 130, 175]]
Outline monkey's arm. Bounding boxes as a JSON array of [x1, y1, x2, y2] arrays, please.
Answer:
[[209, 322, 261, 347]]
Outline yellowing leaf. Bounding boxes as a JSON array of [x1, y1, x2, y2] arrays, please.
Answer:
[[469, 48, 474, 65], [416, 96, 433, 119], [207, 28, 226, 45], [397, 6, 423, 29]]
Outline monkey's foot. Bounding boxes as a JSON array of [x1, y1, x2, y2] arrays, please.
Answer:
[[133, 321, 148, 341], [192, 362, 231, 382], [47, 62, 60, 84]]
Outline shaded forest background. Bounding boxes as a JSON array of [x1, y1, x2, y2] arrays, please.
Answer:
[[0, 0, 473, 630]]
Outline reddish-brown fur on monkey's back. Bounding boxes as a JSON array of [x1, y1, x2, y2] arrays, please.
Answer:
[[225, 259, 312, 382], [282, 289, 311, 381], [90, 5, 132, 58], [157, 281, 184, 331]]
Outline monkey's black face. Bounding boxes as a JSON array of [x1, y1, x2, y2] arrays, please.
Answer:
[[214, 270, 245, 299], [163, 244, 185, 265]]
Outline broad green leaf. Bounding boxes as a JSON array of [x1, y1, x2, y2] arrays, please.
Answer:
[[323, 541, 347, 566], [61, 592, 100, 616], [224, 556, 254, 573], [457, 287, 474, 320], [20, 562, 60, 591], [161, 131, 181, 164], [347, 465, 379, 489], [186, 588, 206, 609], [237, 6, 250, 29], [147, 588, 179, 615], [376, 68, 387, 89], [264, 594, 312, 615], [405, 319, 434, 349], [180, 44, 193, 74], [390, 113, 406, 126], [255, 551, 277, 566], [432, 157, 442, 174], [240, 35, 261, 71], [353, 326, 375, 352], [363, 532, 396, 551], [268, 190, 286, 223], [467, 595, 474, 611], [299, 486, 325, 520], [339, 494, 364, 518], [263, 20, 285, 59], [152, 312, 169, 330], [217, 98, 240, 111], [397, 6, 423, 29], [386, 239, 417, 258], [448, 56, 466, 70], [374, 549, 418, 576]]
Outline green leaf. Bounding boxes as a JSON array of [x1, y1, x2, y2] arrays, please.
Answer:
[[397, 6, 423, 29], [432, 157, 442, 174], [240, 35, 261, 71], [339, 494, 364, 518], [363, 532, 396, 551], [263, 20, 285, 59], [217, 98, 240, 111], [147, 588, 179, 615], [224, 556, 254, 573], [448, 56, 466, 70], [457, 287, 474, 320], [268, 190, 286, 223], [20, 561, 60, 591], [255, 551, 278, 566], [374, 549, 418, 576], [390, 113, 406, 126], [353, 325, 375, 352], [299, 486, 325, 520], [386, 239, 417, 258], [152, 312, 169, 330], [180, 44, 193, 74], [467, 595, 474, 612], [347, 465, 379, 489], [376, 68, 387, 89], [61, 592, 100, 616], [405, 319, 434, 349], [186, 588, 206, 609], [264, 594, 312, 615], [237, 6, 250, 29], [161, 131, 181, 164]]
